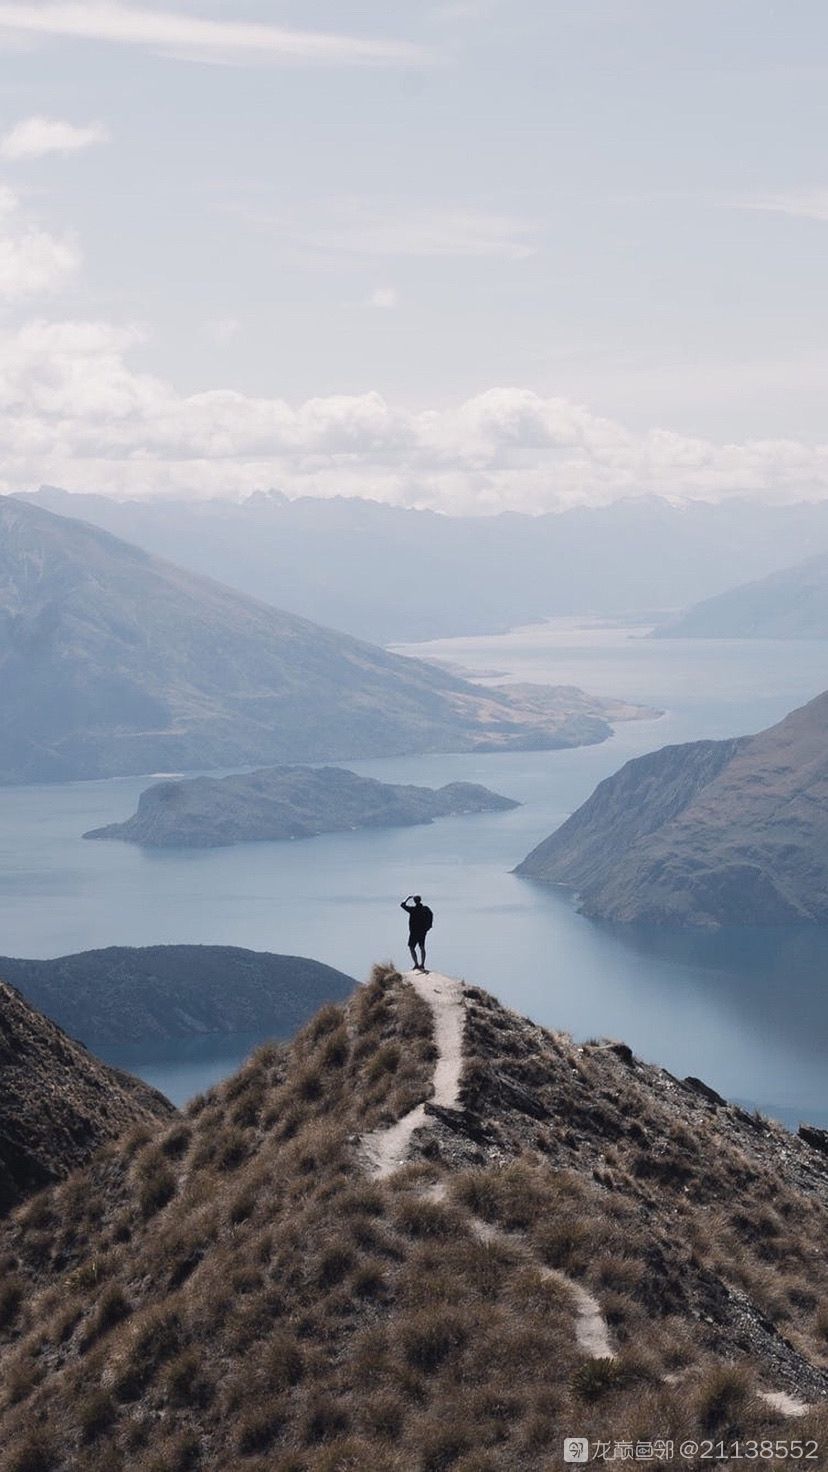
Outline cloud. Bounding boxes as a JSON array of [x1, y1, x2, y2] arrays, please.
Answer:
[[204, 315, 242, 343], [0, 114, 108, 159], [0, 187, 80, 298], [0, 3, 426, 67], [735, 189, 828, 223], [367, 287, 399, 309], [3, 317, 828, 508], [317, 205, 536, 260]]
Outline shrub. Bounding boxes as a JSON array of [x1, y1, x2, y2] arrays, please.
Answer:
[[77, 1388, 116, 1443], [82, 1283, 131, 1347], [696, 1366, 751, 1433], [3, 1433, 55, 1472], [368, 1044, 401, 1081], [301, 1394, 349, 1445], [111, 1309, 182, 1401], [236, 1404, 287, 1455], [400, 1310, 470, 1373], [163, 1347, 214, 1408], [395, 1198, 463, 1240], [160, 1124, 191, 1159], [215, 1128, 249, 1172], [261, 1329, 304, 1392], [315, 1245, 354, 1289], [0, 1278, 23, 1331], [319, 1028, 349, 1070], [572, 1356, 622, 1401], [351, 1260, 387, 1300], [359, 1393, 404, 1440], [138, 1163, 176, 1219]]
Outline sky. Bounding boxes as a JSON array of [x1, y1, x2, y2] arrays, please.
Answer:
[[1, 0, 828, 511]]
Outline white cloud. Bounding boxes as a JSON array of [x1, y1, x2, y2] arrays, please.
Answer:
[[318, 205, 536, 260], [367, 286, 399, 309], [0, 114, 108, 159], [735, 189, 828, 223], [0, 3, 426, 67], [0, 187, 80, 298], [204, 315, 242, 343], [3, 317, 828, 508]]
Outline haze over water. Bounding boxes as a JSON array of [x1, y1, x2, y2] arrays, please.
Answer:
[[1, 621, 826, 1123]]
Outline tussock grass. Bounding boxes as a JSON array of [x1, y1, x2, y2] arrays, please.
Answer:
[[0, 968, 825, 1471]]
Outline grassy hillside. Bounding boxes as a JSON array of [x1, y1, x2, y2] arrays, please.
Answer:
[[0, 980, 172, 1218], [0, 968, 825, 1471]]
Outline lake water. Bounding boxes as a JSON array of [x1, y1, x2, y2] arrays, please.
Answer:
[[1, 620, 827, 1125]]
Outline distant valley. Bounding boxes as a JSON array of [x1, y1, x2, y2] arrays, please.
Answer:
[[84, 766, 520, 848], [517, 690, 828, 926]]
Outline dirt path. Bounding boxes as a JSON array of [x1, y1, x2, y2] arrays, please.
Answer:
[[362, 970, 465, 1181], [360, 968, 615, 1360], [358, 970, 816, 1404]]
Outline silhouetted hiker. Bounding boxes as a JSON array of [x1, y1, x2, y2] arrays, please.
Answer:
[[401, 895, 433, 972]]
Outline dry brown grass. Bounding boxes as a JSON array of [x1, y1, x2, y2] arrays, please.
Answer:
[[0, 967, 825, 1471]]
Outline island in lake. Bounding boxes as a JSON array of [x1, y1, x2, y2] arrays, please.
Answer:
[[85, 765, 521, 849], [0, 945, 357, 1048]]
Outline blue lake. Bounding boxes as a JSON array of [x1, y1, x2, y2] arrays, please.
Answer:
[[1, 620, 826, 1123]]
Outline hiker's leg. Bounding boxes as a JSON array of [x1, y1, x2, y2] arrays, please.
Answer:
[[409, 942, 417, 969]]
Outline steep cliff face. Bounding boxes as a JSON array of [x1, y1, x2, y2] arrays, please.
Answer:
[[0, 980, 173, 1216], [516, 691, 828, 926]]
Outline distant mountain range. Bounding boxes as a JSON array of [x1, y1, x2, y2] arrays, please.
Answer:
[[0, 496, 646, 784], [516, 690, 828, 926], [20, 486, 828, 642], [0, 977, 172, 1215], [655, 551, 828, 639], [0, 946, 355, 1048], [84, 766, 520, 848]]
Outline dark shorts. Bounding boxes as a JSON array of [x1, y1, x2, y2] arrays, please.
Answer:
[[409, 930, 428, 947]]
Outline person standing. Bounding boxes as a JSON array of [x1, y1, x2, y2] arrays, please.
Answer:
[[400, 895, 433, 972]]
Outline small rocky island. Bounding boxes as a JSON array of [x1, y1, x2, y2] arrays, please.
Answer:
[[85, 765, 520, 849]]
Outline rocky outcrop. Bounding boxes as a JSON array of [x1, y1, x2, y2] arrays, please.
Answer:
[[517, 690, 828, 926], [83, 766, 520, 848]]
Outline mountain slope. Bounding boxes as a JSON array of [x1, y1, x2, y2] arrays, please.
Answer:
[[0, 947, 356, 1049], [22, 486, 828, 642], [0, 967, 826, 1471], [0, 496, 639, 785], [84, 766, 519, 848], [0, 979, 172, 1217], [516, 691, 828, 925], [654, 552, 828, 640]]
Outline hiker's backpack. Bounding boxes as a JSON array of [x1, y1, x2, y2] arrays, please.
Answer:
[[421, 905, 434, 933]]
